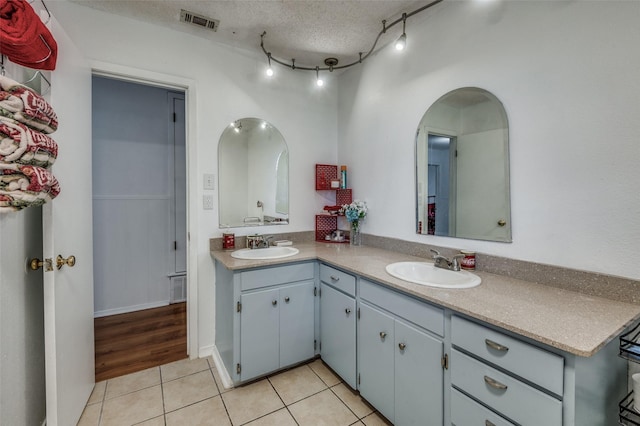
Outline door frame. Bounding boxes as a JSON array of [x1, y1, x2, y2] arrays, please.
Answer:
[[91, 61, 199, 357]]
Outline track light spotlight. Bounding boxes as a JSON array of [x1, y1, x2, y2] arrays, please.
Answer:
[[266, 53, 274, 77], [316, 67, 324, 87], [395, 13, 407, 51]]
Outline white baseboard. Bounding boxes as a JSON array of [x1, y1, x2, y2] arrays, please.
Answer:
[[210, 346, 234, 390], [94, 301, 169, 318], [198, 344, 214, 358]]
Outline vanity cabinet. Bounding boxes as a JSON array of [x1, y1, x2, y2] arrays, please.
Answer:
[[215, 261, 317, 384], [319, 264, 357, 389], [240, 280, 315, 381], [450, 315, 626, 426], [358, 279, 445, 425], [451, 315, 563, 425]]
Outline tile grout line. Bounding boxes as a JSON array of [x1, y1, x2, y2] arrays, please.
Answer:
[[265, 375, 300, 426], [211, 364, 235, 425], [97, 380, 106, 426], [158, 366, 168, 425], [308, 360, 367, 421]]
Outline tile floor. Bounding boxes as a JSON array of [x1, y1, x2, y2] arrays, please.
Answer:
[[79, 357, 392, 426]]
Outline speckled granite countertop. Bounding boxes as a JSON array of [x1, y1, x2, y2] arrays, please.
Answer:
[[211, 242, 640, 357]]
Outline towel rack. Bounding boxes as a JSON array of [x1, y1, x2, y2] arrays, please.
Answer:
[[29, 0, 51, 24], [620, 322, 640, 425]]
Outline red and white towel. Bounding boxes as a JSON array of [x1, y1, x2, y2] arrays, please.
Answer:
[[0, 74, 58, 134], [0, 116, 58, 167], [0, 163, 60, 211]]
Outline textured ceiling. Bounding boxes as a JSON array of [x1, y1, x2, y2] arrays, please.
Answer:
[[69, 0, 435, 68]]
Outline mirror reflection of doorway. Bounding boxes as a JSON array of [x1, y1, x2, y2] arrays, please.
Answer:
[[427, 133, 457, 236]]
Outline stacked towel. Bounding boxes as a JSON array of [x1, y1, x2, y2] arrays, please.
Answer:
[[0, 163, 60, 211], [0, 74, 58, 133], [0, 75, 60, 212], [0, 116, 58, 167], [0, 0, 57, 70]]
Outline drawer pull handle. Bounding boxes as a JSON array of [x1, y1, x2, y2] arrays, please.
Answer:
[[272, 300, 278, 306], [345, 308, 351, 315], [484, 375, 508, 391], [398, 343, 407, 351], [485, 339, 509, 352], [330, 275, 340, 281], [485, 421, 496, 426], [379, 331, 387, 340], [284, 297, 290, 303]]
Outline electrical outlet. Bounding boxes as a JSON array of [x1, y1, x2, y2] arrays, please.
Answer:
[[203, 174, 215, 190], [203, 194, 214, 210]]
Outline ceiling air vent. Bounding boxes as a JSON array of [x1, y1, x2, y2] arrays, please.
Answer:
[[180, 9, 219, 32]]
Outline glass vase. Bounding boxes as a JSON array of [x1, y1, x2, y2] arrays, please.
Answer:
[[350, 220, 362, 246]]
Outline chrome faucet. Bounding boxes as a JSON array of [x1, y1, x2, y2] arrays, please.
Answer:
[[256, 235, 273, 249], [430, 249, 464, 272]]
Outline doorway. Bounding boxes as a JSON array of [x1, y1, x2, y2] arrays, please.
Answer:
[[91, 76, 187, 380], [427, 133, 457, 237]]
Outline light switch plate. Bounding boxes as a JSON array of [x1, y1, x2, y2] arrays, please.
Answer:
[[203, 174, 215, 190], [203, 194, 214, 210]]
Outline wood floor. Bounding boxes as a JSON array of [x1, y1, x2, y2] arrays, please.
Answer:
[[94, 302, 187, 382]]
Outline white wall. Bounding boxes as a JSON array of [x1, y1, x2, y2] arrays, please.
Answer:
[[49, 0, 338, 353], [337, 0, 640, 280]]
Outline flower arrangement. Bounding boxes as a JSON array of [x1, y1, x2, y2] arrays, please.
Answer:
[[341, 200, 367, 245], [341, 200, 368, 223]]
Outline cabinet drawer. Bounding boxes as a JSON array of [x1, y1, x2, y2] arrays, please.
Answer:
[[360, 279, 444, 337], [241, 262, 314, 291], [451, 316, 563, 396], [451, 388, 515, 426], [320, 264, 356, 296], [451, 349, 562, 426]]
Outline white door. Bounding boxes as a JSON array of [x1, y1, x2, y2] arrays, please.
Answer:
[[42, 16, 95, 426]]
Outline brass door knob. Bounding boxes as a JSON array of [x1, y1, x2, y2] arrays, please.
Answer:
[[497, 219, 507, 227], [30, 257, 53, 272], [272, 300, 278, 306], [379, 332, 387, 340], [398, 343, 407, 351], [56, 255, 76, 270], [284, 297, 290, 303]]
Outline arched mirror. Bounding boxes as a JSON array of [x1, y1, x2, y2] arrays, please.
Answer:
[[416, 87, 511, 242], [218, 118, 289, 228]]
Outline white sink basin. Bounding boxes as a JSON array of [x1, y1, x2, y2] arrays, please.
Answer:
[[231, 246, 299, 260], [385, 261, 481, 289]]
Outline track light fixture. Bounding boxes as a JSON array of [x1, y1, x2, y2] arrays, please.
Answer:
[[315, 66, 324, 87], [266, 53, 274, 77], [260, 0, 443, 81], [395, 13, 407, 51]]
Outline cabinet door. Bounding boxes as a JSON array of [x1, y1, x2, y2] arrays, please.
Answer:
[[280, 281, 315, 367], [395, 320, 444, 426], [358, 302, 395, 423], [240, 288, 280, 381], [320, 283, 357, 388]]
